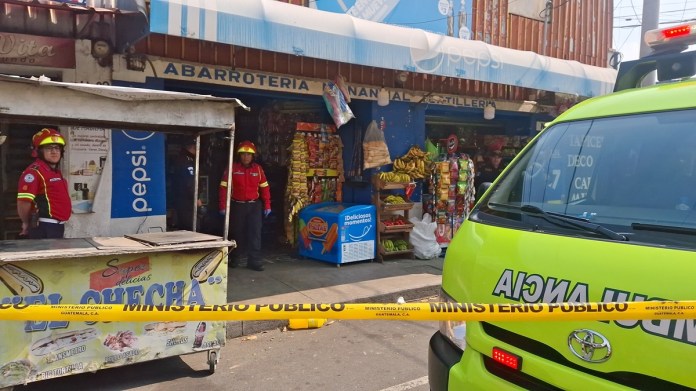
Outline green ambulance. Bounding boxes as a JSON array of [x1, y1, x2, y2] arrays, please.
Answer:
[[428, 24, 696, 390]]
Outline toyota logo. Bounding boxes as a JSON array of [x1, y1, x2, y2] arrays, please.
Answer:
[[568, 329, 612, 363]]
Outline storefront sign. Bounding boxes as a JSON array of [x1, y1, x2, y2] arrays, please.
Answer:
[[156, 60, 499, 110], [0, 248, 226, 388], [110, 130, 166, 218], [67, 127, 109, 214], [0, 33, 75, 68]]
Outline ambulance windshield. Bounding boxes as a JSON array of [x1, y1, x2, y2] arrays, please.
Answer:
[[480, 109, 696, 247]]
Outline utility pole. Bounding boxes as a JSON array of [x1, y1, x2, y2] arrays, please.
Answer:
[[640, 0, 659, 85], [542, 0, 553, 56]]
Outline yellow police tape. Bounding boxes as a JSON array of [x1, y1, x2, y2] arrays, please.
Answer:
[[0, 301, 694, 322]]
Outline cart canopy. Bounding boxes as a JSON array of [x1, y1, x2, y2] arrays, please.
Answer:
[[0, 74, 249, 133]]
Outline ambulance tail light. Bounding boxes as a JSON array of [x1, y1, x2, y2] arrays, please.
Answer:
[[492, 347, 522, 371]]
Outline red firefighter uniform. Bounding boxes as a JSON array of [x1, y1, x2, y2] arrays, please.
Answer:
[[17, 158, 71, 222], [219, 160, 271, 271], [218, 162, 271, 211]]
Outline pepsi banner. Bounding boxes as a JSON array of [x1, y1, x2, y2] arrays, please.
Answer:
[[111, 130, 166, 218]]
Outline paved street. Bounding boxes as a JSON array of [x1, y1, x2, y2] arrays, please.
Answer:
[[16, 318, 437, 391]]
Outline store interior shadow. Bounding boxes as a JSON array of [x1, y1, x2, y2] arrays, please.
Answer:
[[15, 354, 210, 391], [226, 246, 444, 303]]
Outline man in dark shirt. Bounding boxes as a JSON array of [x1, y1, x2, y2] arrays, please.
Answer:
[[475, 148, 505, 193]]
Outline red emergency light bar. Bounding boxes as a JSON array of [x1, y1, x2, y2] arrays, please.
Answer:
[[645, 22, 696, 50], [662, 25, 691, 39]]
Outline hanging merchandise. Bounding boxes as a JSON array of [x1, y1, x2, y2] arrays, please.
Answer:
[[424, 140, 476, 248], [322, 81, 354, 129], [363, 119, 391, 169], [392, 145, 430, 180], [285, 122, 345, 245], [256, 103, 323, 167]]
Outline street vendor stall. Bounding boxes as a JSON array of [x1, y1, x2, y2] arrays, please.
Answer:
[[0, 74, 247, 387]]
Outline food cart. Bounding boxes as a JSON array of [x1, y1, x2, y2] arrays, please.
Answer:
[[0, 74, 246, 387]]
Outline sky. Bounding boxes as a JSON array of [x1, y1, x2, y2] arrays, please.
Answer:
[[613, 0, 696, 61]]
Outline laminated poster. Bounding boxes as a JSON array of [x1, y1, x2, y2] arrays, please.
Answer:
[[67, 127, 109, 214]]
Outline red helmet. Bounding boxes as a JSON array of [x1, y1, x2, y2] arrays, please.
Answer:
[[237, 141, 257, 154], [32, 128, 65, 157]]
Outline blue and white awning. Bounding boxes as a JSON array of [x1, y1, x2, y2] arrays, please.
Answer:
[[150, 0, 616, 97]]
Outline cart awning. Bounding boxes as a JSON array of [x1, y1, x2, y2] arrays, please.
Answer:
[[0, 74, 248, 133], [150, 0, 616, 97]]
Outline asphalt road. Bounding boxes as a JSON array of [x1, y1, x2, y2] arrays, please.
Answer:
[[16, 319, 438, 391]]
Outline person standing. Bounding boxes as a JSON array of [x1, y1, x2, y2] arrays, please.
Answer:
[[474, 147, 505, 192], [17, 128, 71, 239], [171, 138, 202, 231], [219, 141, 271, 271]]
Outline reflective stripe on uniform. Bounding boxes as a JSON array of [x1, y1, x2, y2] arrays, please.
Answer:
[[17, 193, 36, 201]]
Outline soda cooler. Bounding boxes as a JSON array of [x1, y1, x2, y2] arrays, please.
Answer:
[[298, 203, 376, 265]]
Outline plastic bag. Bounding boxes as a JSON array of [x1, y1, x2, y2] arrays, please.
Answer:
[[322, 81, 354, 128], [363, 120, 391, 169], [408, 213, 441, 259]]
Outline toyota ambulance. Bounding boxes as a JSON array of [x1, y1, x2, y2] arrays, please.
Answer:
[[428, 24, 696, 390]]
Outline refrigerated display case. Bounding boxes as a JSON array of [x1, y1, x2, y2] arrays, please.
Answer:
[[298, 203, 376, 265]]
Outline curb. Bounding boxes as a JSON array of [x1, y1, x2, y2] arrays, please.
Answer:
[[225, 273, 441, 339]]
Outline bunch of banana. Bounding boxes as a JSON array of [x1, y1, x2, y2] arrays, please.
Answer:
[[393, 146, 431, 180], [392, 239, 409, 251], [384, 195, 407, 204], [378, 171, 411, 183], [381, 239, 409, 252]]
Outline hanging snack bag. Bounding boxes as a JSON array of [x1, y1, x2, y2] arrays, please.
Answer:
[[322, 81, 355, 128], [363, 120, 392, 169]]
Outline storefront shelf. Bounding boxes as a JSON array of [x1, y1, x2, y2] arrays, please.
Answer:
[[380, 202, 414, 211], [376, 180, 412, 190], [373, 174, 415, 262], [378, 245, 414, 257], [379, 221, 414, 232]]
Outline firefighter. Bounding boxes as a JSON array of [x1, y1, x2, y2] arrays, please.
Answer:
[[17, 128, 71, 239], [219, 141, 271, 271]]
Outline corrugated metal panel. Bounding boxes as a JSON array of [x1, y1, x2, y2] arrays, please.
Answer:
[[474, 0, 611, 67]]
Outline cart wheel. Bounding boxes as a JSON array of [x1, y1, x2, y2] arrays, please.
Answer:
[[208, 350, 218, 374]]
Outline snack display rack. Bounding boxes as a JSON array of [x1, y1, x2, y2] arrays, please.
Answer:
[[372, 175, 415, 261], [285, 122, 344, 245], [423, 154, 476, 248]]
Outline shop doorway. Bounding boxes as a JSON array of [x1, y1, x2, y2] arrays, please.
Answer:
[[0, 124, 44, 240]]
